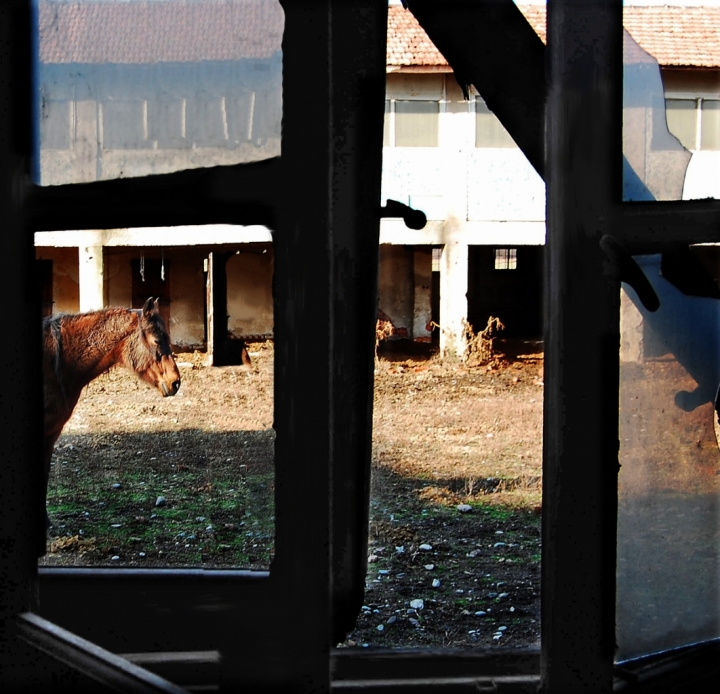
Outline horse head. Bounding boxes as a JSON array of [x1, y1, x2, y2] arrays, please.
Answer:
[[135, 297, 181, 397]]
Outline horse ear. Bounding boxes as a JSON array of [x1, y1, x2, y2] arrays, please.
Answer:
[[142, 297, 156, 316]]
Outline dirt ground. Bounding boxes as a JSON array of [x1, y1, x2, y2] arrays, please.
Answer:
[[41, 338, 546, 650]]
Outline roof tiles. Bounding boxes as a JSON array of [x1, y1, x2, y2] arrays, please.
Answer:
[[387, 4, 720, 70], [39, 0, 284, 64], [38, 2, 719, 70]]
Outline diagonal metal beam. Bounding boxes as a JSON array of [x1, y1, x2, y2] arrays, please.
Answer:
[[404, 0, 546, 178]]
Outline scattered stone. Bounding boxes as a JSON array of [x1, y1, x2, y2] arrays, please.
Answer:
[[376, 624, 384, 632], [493, 542, 507, 548], [110, 555, 120, 561], [498, 626, 507, 631], [457, 504, 472, 513], [432, 579, 441, 588], [410, 599, 424, 610], [424, 564, 434, 570], [467, 549, 481, 558], [475, 610, 487, 617], [139, 552, 146, 557], [409, 618, 420, 627], [110, 523, 122, 528], [155, 496, 166, 507], [493, 633, 503, 641], [418, 543, 433, 551], [378, 570, 389, 576], [395, 546, 405, 553], [498, 592, 509, 599], [487, 592, 499, 599], [111, 483, 122, 490], [196, 516, 206, 522], [368, 554, 379, 563], [386, 616, 397, 625]]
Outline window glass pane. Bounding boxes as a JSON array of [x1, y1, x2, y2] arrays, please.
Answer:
[[339, 244, 543, 650], [701, 100, 720, 151], [494, 248, 517, 270], [616, 253, 720, 661], [665, 99, 697, 151], [475, 98, 516, 149], [383, 100, 391, 147], [394, 100, 439, 147], [622, 16, 717, 202], [36, 0, 283, 185], [37, 227, 276, 570]]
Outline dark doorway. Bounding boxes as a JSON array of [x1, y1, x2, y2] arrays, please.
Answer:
[[467, 245, 543, 339], [131, 257, 171, 330]]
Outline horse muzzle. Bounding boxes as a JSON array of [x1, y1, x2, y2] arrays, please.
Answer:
[[161, 379, 181, 397]]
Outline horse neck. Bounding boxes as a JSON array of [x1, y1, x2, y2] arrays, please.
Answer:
[[60, 310, 139, 390]]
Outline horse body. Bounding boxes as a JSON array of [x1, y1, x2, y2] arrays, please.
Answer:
[[42, 298, 181, 527]]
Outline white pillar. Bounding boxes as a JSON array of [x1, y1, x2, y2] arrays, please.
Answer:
[[439, 239, 468, 360], [78, 245, 104, 312]]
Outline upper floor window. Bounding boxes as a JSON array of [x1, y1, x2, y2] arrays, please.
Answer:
[[384, 99, 439, 147], [665, 98, 720, 151], [475, 96, 516, 149]]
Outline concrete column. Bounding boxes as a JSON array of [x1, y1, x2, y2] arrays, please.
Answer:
[[78, 245, 104, 312], [439, 238, 468, 359], [413, 247, 432, 340]]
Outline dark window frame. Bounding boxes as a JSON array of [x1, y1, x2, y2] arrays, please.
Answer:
[[4, 1, 720, 691]]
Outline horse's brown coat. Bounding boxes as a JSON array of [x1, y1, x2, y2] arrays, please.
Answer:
[[42, 298, 180, 528]]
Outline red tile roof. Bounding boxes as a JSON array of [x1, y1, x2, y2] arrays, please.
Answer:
[[388, 4, 720, 70], [38, 2, 720, 70], [39, 0, 284, 64]]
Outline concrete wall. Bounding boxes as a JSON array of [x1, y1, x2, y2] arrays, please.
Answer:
[[226, 248, 274, 337], [39, 60, 282, 186], [378, 245, 414, 337], [377, 245, 432, 342]]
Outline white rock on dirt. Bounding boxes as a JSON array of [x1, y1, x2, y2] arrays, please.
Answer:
[[410, 599, 424, 610]]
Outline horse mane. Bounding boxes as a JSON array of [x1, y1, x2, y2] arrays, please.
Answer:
[[123, 313, 160, 373], [43, 314, 67, 402]]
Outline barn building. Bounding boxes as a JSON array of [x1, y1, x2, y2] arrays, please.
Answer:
[[34, 2, 720, 360]]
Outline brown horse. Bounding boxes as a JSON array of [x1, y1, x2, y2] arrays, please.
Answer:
[[42, 297, 181, 527]]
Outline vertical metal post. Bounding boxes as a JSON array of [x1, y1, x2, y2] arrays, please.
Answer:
[[542, 0, 623, 691], [1, 3, 44, 688]]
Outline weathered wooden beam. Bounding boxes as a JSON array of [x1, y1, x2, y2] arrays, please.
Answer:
[[617, 199, 720, 254], [542, 0, 623, 691], [27, 158, 280, 232], [15, 612, 188, 694]]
